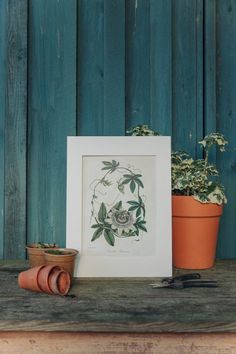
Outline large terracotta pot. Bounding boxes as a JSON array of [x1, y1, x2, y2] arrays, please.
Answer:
[[172, 196, 223, 269]]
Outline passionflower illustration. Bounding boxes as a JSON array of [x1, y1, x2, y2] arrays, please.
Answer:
[[90, 160, 147, 246], [106, 209, 135, 236]]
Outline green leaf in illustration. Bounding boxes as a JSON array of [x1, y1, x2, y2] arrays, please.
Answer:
[[118, 183, 125, 193], [113, 201, 122, 210], [138, 224, 147, 232], [91, 224, 101, 229], [112, 160, 119, 167], [101, 166, 113, 170], [102, 161, 113, 166], [130, 180, 136, 193], [98, 202, 107, 222], [135, 178, 144, 188], [123, 174, 133, 180], [104, 229, 115, 246], [122, 179, 131, 185], [127, 200, 140, 206], [136, 207, 142, 218], [136, 220, 147, 232], [91, 227, 103, 241], [128, 205, 139, 212]]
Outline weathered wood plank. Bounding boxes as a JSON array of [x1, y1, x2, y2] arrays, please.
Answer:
[[172, 0, 203, 157], [27, 0, 77, 247], [150, 0, 172, 135], [104, 0, 125, 135], [1, 260, 236, 332], [4, 0, 27, 259], [216, 0, 236, 258], [77, 0, 104, 135], [0, 332, 236, 354], [0, 0, 7, 259], [125, 0, 151, 130]]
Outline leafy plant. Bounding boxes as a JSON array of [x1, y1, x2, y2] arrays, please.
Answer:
[[127, 125, 228, 205], [30, 242, 58, 249], [45, 249, 72, 255]]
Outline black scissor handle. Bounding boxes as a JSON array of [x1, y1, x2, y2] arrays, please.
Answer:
[[162, 273, 201, 284]]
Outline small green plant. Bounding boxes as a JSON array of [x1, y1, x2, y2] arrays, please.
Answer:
[[127, 125, 228, 205], [32, 242, 58, 249], [126, 124, 160, 136], [45, 249, 72, 255]]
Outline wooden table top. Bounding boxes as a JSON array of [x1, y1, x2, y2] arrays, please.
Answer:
[[0, 260, 236, 332]]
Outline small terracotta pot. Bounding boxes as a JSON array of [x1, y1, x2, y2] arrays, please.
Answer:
[[37, 265, 61, 294], [26, 244, 59, 268], [18, 265, 46, 292], [49, 270, 71, 295], [44, 248, 78, 278], [172, 196, 223, 269]]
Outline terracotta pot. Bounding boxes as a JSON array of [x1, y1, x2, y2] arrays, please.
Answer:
[[172, 196, 223, 269], [37, 265, 61, 294], [26, 244, 59, 268], [49, 270, 71, 295], [18, 265, 46, 292], [44, 248, 78, 278]]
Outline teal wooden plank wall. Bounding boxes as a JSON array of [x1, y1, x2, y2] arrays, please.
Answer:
[[0, 0, 235, 259]]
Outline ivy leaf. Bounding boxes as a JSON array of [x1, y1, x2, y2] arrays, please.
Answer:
[[91, 228, 103, 241], [98, 202, 107, 222], [102, 161, 113, 166], [104, 229, 115, 246], [130, 180, 136, 193]]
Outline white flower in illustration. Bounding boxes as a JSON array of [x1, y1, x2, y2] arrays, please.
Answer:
[[105, 209, 135, 236]]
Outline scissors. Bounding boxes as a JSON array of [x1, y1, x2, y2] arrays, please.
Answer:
[[150, 273, 218, 289]]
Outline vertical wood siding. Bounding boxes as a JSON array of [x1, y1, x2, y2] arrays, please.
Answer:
[[1, 0, 27, 258], [27, 0, 77, 247], [215, 0, 236, 258], [0, 0, 235, 258]]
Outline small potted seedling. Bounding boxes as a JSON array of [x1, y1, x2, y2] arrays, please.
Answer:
[[43, 248, 78, 278], [26, 242, 58, 268]]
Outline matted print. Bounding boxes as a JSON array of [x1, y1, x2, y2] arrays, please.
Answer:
[[67, 137, 172, 277]]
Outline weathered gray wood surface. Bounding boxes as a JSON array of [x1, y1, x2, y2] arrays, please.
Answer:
[[0, 260, 236, 332]]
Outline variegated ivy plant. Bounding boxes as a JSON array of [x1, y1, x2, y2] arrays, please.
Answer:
[[127, 126, 228, 205]]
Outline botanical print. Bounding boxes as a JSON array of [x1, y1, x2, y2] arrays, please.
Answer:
[[82, 156, 156, 257], [90, 160, 147, 247]]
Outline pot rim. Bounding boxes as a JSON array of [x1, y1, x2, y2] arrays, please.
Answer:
[[43, 248, 78, 257]]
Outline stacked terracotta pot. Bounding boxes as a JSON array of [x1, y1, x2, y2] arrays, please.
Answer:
[[18, 265, 71, 296]]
